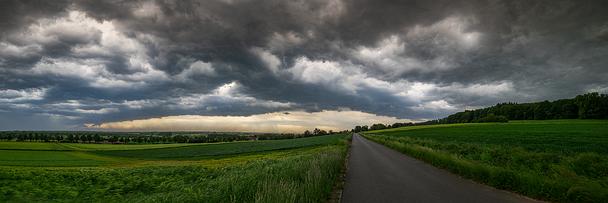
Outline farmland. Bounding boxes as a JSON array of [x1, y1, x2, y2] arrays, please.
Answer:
[[0, 141, 205, 151], [363, 120, 608, 203], [0, 134, 349, 202], [94, 134, 346, 159]]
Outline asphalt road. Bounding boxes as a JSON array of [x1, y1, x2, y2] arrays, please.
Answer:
[[341, 134, 539, 203]]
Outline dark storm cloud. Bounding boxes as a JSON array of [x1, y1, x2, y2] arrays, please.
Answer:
[[1, 0, 608, 130], [0, 0, 69, 32]]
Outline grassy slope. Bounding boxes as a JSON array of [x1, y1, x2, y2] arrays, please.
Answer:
[[60, 143, 206, 151], [0, 151, 112, 167], [0, 135, 345, 167], [363, 120, 608, 203], [0, 134, 351, 202], [375, 120, 608, 154], [0, 142, 205, 151], [0, 142, 74, 151], [93, 134, 345, 159]]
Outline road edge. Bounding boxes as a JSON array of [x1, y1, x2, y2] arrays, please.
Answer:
[[327, 133, 353, 203], [360, 133, 546, 203]]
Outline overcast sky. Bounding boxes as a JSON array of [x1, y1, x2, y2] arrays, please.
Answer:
[[1, 0, 607, 132]]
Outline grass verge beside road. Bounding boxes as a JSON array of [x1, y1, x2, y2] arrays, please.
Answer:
[[363, 120, 608, 203]]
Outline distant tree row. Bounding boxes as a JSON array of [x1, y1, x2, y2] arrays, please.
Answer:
[[352, 122, 417, 132], [0, 128, 347, 144], [0, 131, 310, 144], [303, 128, 338, 136], [258, 128, 344, 140], [435, 92, 608, 124], [350, 92, 608, 132]]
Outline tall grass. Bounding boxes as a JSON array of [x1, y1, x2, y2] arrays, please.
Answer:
[[363, 134, 608, 203], [0, 144, 348, 202]]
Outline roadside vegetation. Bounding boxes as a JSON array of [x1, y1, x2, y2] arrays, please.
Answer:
[[0, 134, 350, 202], [363, 120, 608, 203]]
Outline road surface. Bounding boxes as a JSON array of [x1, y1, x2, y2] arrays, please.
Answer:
[[341, 134, 539, 203]]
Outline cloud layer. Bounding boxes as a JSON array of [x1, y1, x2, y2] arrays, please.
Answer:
[[89, 110, 413, 133], [1, 0, 608, 131]]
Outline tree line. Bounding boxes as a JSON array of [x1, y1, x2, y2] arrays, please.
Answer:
[[0, 131, 330, 144], [0, 131, 250, 143], [352, 122, 418, 132], [435, 92, 608, 124], [0, 128, 345, 144], [352, 92, 608, 132]]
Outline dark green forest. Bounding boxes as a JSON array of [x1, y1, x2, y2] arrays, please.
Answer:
[[353, 92, 608, 132], [436, 92, 608, 124]]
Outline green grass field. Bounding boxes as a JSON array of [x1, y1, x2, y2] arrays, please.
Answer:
[[363, 120, 608, 203], [0, 141, 206, 151], [0, 134, 345, 166], [0, 142, 75, 151], [0, 134, 350, 202], [93, 134, 345, 159], [0, 151, 113, 167]]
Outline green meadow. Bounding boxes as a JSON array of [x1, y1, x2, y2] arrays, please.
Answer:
[[0, 134, 349, 202], [0, 141, 206, 151], [363, 120, 608, 203], [94, 134, 345, 159]]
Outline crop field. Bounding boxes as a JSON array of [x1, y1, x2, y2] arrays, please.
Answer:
[[0, 151, 115, 167], [363, 120, 608, 203], [94, 134, 345, 159], [0, 141, 207, 151], [0, 134, 349, 202]]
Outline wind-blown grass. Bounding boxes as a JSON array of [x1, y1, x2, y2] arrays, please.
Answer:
[[0, 145, 347, 202], [0, 134, 350, 202], [363, 120, 608, 203]]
